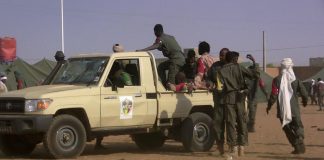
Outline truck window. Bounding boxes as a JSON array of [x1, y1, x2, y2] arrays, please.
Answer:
[[106, 59, 140, 86]]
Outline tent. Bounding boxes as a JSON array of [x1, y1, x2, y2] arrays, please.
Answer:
[[0, 58, 55, 91], [305, 67, 324, 82], [33, 58, 56, 73]]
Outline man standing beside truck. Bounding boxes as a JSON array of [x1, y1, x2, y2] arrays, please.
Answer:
[[208, 47, 229, 155], [219, 51, 259, 157], [137, 24, 185, 88]]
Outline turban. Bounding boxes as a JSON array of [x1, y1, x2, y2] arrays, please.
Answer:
[[279, 58, 296, 127], [112, 44, 124, 53]]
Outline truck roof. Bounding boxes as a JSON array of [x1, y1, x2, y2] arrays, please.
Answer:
[[69, 52, 152, 59]]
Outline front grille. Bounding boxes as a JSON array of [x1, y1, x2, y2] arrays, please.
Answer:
[[0, 120, 13, 134], [0, 100, 25, 113]]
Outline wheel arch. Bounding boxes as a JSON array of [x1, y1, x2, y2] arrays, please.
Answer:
[[189, 105, 214, 119], [54, 108, 92, 141]]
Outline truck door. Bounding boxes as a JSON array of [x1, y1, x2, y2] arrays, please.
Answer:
[[100, 58, 148, 127]]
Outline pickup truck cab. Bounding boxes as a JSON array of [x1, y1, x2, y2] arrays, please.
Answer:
[[0, 52, 215, 158]]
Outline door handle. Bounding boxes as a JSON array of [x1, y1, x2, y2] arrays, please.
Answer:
[[134, 93, 142, 97], [104, 96, 117, 99]]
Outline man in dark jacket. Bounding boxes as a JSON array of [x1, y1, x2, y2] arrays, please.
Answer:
[[267, 58, 308, 154], [208, 48, 229, 155], [137, 24, 185, 88], [246, 65, 268, 132], [219, 51, 259, 157], [181, 49, 197, 82]]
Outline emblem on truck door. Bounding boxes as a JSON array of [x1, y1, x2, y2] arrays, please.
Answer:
[[119, 96, 134, 119]]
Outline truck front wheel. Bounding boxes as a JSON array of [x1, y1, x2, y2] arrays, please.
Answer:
[[43, 115, 86, 158], [132, 132, 165, 150], [181, 112, 215, 152], [0, 134, 37, 156]]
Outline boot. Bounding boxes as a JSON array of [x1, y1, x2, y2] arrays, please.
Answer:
[[248, 123, 255, 132], [229, 146, 238, 157], [238, 146, 245, 156], [291, 144, 305, 154], [299, 143, 306, 154], [218, 144, 225, 155]]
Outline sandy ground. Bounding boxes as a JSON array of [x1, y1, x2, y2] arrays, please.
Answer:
[[1, 103, 324, 160]]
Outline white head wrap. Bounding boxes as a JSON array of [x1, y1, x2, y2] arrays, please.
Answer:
[[279, 58, 296, 127], [112, 44, 124, 53], [0, 76, 7, 80]]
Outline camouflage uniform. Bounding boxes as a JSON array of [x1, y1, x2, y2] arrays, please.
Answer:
[[246, 76, 268, 132]]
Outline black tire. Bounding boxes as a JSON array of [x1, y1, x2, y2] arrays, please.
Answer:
[[132, 132, 165, 150], [0, 134, 37, 156], [43, 115, 86, 158], [181, 112, 215, 152]]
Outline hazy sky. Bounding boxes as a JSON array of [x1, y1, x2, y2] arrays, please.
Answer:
[[0, 0, 324, 66]]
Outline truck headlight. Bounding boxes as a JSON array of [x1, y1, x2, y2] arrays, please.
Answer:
[[25, 99, 53, 112]]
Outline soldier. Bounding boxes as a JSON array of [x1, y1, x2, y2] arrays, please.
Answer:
[[208, 48, 229, 155], [246, 65, 269, 132], [137, 24, 185, 88], [317, 78, 324, 111], [267, 58, 308, 154], [219, 51, 259, 157], [14, 71, 26, 89]]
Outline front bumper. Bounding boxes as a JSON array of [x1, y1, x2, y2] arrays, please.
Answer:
[[0, 115, 53, 134]]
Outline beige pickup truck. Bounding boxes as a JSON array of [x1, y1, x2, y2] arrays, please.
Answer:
[[0, 52, 215, 158]]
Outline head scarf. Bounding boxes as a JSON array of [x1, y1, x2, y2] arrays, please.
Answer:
[[112, 44, 124, 53], [0, 76, 7, 81], [279, 58, 296, 127]]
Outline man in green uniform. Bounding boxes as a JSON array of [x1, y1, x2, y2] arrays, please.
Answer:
[[267, 58, 308, 154], [208, 48, 229, 155], [137, 24, 185, 87], [246, 65, 268, 132], [219, 51, 259, 157]]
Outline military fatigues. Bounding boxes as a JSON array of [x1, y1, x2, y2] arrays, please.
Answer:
[[219, 63, 259, 147], [246, 76, 268, 132], [268, 75, 308, 153], [208, 61, 226, 148], [156, 34, 185, 85]]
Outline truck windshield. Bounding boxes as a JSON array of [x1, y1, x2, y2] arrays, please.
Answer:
[[51, 57, 108, 85]]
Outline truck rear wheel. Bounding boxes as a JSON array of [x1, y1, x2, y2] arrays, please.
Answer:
[[132, 132, 165, 150], [43, 115, 86, 158], [0, 134, 37, 156], [181, 112, 215, 152]]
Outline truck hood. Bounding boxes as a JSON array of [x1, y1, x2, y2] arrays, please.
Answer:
[[0, 85, 95, 99]]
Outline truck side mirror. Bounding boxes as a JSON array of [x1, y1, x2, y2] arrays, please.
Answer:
[[112, 84, 118, 91], [115, 77, 125, 88], [111, 77, 124, 91]]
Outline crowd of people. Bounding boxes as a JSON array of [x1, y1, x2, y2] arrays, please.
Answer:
[[310, 78, 324, 111], [135, 24, 319, 158]]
